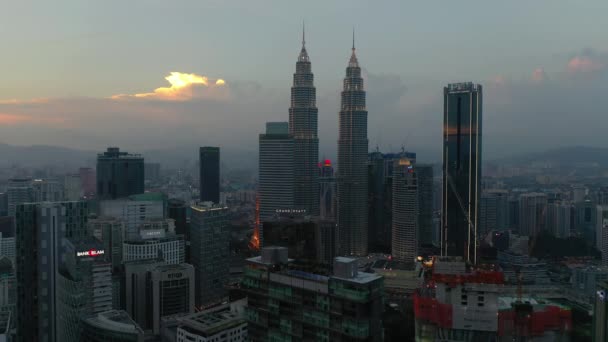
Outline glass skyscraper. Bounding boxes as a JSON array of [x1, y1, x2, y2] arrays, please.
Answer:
[[96, 147, 144, 200], [441, 82, 482, 264], [337, 38, 369, 256], [289, 29, 319, 216], [199, 146, 220, 204]]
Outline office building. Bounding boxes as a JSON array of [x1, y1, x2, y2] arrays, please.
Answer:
[[123, 222, 184, 265], [79, 167, 96, 198], [15, 201, 88, 342], [0, 193, 7, 216], [547, 201, 573, 238], [0, 217, 15, 266], [391, 158, 418, 264], [0, 311, 10, 342], [170, 303, 248, 342], [81, 310, 144, 342], [168, 198, 189, 238], [478, 189, 509, 235], [319, 159, 337, 221], [88, 216, 124, 273], [259, 122, 295, 220], [441, 82, 482, 264], [597, 187, 608, 205], [96, 147, 144, 199], [261, 213, 336, 266], [199, 146, 220, 204], [289, 29, 319, 216], [32, 178, 63, 202], [190, 203, 230, 307], [57, 238, 113, 342], [242, 247, 385, 341], [125, 260, 194, 334], [598, 206, 608, 266], [337, 37, 369, 256], [144, 162, 161, 182], [416, 164, 434, 246], [0, 258, 15, 313], [518, 192, 548, 237], [64, 173, 82, 201], [99, 193, 165, 239], [6, 178, 33, 217], [575, 199, 596, 244]]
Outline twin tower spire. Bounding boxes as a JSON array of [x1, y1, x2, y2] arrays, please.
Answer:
[[298, 22, 358, 65]]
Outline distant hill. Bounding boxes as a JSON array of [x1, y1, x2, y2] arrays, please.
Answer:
[[503, 146, 608, 167]]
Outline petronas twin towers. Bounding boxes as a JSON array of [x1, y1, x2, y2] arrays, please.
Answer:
[[287, 27, 369, 256]]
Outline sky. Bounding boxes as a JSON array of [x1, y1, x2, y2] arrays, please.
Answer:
[[1, 1, 607, 164]]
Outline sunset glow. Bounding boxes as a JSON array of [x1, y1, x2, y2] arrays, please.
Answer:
[[111, 72, 226, 101]]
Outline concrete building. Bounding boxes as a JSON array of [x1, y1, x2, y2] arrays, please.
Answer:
[[0, 193, 7, 216], [81, 310, 144, 342], [0, 311, 11, 342], [478, 189, 509, 235], [125, 260, 194, 334], [32, 178, 63, 202], [63, 173, 82, 201], [391, 158, 418, 264], [15, 201, 88, 342], [190, 203, 230, 308], [289, 32, 320, 217], [123, 232, 184, 265], [518, 192, 548, 237], [242, 247, 385, 341], [441, 82, 482, 264], [258, 122, 295, 220], [163, 302, 248, 342], [56, 238, 113, 342], [79, 167, 96, 198], [416, 164, 434, 246], [88, 216, 124, 273], [99, 194, 165, 239], [6, 178, 33, 217], [96, 147, 144, 200]]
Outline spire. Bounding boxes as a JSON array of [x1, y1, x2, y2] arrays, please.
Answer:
[[349, 27, 359, 67], [298, 21, 309, 62]]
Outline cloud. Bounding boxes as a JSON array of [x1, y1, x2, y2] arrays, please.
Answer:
[[110, 72, 228, 101]]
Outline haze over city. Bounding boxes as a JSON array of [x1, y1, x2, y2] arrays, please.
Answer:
[[1, 1, 607, 165]]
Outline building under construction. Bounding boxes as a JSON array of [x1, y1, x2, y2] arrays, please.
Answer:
[[414, 256, 572, 341]]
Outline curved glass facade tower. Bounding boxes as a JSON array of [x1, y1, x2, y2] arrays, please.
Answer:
[[289, 31, 319, 216], [337, 41, 369, 256]]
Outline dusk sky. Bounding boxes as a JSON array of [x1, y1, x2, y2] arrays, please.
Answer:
[[1, 1, 607, 162]]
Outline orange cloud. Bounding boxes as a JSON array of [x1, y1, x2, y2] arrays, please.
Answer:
[[0, 112, 66, 126], [567, 56, 604, 73], [111, 72, 227, 101]]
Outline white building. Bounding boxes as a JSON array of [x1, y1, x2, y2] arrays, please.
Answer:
[[99, 198, 164, 238]]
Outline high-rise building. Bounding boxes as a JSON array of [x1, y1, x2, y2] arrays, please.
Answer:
[[125, 261, 195, 334], [416, 164, 434, 246], [88, 216, 124, 273], [169, 303, 248, 342], [15, 201, 88, 342], [547, 201, 573, 238], [32, 178, 63, 202], [518, 193, 548, 237], [392, 158, 418, 264], [57, 238, 113, 342], [598, 206, 608, 266], [319, 159, 337, 221], [337, 37, 369, 256], [123, 220, 184, 265], [441, 82, 482, 264], [478, 189, 509, 235], [99, 194, 165, 239], [96, 147, 144, 200], [0, 217, 15, 266], [6, 178, 33, 217], [79, 167, 96, 198], [258, 122, 295, 220], [168, 198, 188, 237], [0, 257, 16, 314], [597, 187, 608, 205], [289, 28, 319, 216], [242, 247, 385, 341], [64, 173, 82, 201], [575, 199, 596, 244], [0, 192, 7, 216], [190, 203, 230, 308], [144, 162, 161, 182], [199, 146, 220, 204], [80, 310, 144, 342]]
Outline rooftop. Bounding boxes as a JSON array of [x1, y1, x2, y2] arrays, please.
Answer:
[[83, 310, 144, 335], [178, 308, 246, 337]]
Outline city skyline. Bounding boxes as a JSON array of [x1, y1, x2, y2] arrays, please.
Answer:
[[0, 2, 607, 163]]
